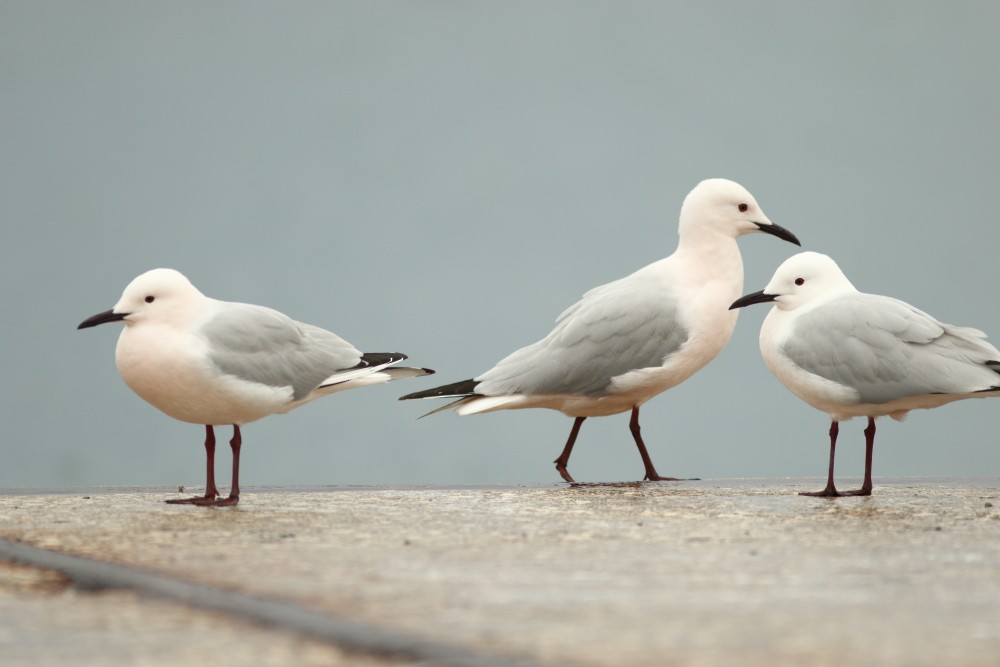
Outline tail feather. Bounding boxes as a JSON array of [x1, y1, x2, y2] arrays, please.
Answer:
[[384, 367, 435, 380], [319, 352, 432, 388], [454, 395, 523, 415], [417, 396, 477, 419], [401, 379, 526, 417], [399, 378, 479, 400]]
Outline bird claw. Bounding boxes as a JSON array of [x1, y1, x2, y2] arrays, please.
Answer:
[[165, 495, 218, 505], [798, 487, 842, 497], [799, 483, 872, 498], [165, 494, 239, 507], [643, 474, 695, 482], [554, 463, 577, 485]]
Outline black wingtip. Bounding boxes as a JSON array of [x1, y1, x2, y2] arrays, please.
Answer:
[[399, 378, 478, 400], [360, 352, 408, 366]]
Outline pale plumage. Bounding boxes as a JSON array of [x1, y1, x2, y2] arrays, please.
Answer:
[[783, 295, 999, 408], [79, 268, 433, 506], [475, 267, 689, 399], [402, 178, 801, 483], [731, 251, 1000, 496]]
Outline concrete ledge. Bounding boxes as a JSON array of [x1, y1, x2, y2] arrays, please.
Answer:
[[2, 479, 1000, 666]]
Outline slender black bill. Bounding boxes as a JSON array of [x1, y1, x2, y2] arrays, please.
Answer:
[[754, 222, 800, 246], [729, 290, 778, 310], [78, 309, 128, 329]]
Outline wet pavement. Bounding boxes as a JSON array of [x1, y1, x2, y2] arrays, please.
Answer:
[[2, 479, 1000, 666]]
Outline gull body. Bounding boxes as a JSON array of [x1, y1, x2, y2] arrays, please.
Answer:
[[79, 269, 434, 505], [731, 251, 1000, 496], [402, 178, 800, 483]]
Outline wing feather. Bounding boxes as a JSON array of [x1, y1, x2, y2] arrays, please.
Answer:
[[783, 293, 1000, 403], [476, 273, 688, 397], [202, 303, 362, 400]]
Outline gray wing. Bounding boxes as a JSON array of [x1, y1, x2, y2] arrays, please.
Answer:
[[783, 293, 1000, 403], [202, 302, 362, 400], [476, 272, 689, 397]]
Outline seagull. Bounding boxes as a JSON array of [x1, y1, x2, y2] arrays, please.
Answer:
[[730, 251, 1000, 497], [400, 178, 800, 483], [78, 269, 434, 506]]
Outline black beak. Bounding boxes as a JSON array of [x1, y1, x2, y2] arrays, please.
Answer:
[[729, 290, 778, 310], [78, 309, 128, 329], [754, 222, 800, 246]]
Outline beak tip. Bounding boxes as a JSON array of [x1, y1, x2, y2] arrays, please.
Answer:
[[730, 290, 778, 310], [755, 221, 800, 246]]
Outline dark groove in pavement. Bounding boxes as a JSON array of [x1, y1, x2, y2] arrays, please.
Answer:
[[0, 538, 543, 667]]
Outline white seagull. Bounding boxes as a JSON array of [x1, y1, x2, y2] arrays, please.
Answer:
[[79, 269, 434, 506], [731, 251, 1000, 496], [400, 178, 800, 483]]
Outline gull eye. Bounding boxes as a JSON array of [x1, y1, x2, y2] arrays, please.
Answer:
[[794, 278, 805, 286], [738, 203, 748, 213], [145, 295, 155, 303]]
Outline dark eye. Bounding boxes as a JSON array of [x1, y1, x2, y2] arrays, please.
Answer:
[[145, 296, 155, 303], [738, 203, 748, 213], [794, 278, 805, 286]]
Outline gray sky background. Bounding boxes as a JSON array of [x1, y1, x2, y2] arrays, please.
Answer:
[[3, 2, 999, 489]]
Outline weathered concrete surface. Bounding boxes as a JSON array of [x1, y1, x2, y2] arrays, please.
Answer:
[[0, 559, 402, 667], [2, 479, 1000, 667]]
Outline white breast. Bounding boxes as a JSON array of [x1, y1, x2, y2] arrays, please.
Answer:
[[759, 309, 860, 419], [114, 324, 291, 426]]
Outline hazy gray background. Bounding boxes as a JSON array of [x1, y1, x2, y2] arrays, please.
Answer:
[[3, 2, 999, 489]]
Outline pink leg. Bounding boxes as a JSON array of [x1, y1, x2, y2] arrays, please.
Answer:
[[214, 425, 241, 506], [554, 417, 586, 484], [842, 417, 875, 496], [800, 421, 843, 497], [166, 425, 221, 505], [629, 406, 683, 482]]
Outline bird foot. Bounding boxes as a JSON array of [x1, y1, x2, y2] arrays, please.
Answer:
[[798, 486, 843, 497], [165, 494, 218, 505], [799, 484, 872, 498], [554, 460, 578, 484], [643, 474, 699, 482], [165, 493, 239, 507]]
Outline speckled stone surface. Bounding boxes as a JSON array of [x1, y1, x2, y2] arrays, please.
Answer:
[[2, 479, 1000, 666], [0, 560, 403, 667]]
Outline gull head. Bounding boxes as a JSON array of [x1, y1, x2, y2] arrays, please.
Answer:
[[730, 251, 857, 312], [78, 268, 206, 330], [679, 178, 800, 246]]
